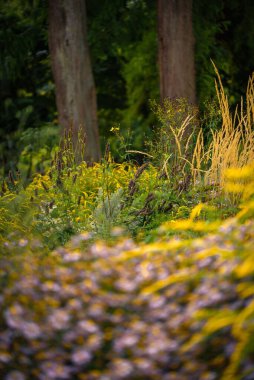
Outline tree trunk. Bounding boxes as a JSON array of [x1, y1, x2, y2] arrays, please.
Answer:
[[157, 0, 196, 103], [48, 0, 101, 162]]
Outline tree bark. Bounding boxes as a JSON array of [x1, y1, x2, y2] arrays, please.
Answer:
[[48, 0, 101, 162], [157, 0, 196, 103]]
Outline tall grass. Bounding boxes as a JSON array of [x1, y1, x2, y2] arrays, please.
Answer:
[[193, 65, 254, 187], [149, 67, 253, 194], [149, 98, 198, 187]]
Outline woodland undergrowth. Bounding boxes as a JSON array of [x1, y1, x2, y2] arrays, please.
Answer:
[[0, 72, 254, 380]]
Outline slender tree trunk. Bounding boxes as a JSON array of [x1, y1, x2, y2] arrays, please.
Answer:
[[48, 0, 101, 162], [157, 0, 196, 103]]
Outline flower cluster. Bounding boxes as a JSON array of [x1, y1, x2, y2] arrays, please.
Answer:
[[0, 213, 254, 380]]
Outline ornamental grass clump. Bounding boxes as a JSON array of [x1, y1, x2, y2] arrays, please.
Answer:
[[150, 66, 254, 196], [192, 65, 254, 188], [0, 163, 253, 380]]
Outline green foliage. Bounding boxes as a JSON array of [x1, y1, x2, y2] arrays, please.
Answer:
[[88, 0, 158, 155], [193, 0, 227, 104], [0, 0, 55, 174], [194, 0, 254, 107], [2, 65, 254, 250], [0, 163, 253, 379], [1, 78, 252, 250], [18, 124, 59, 179], [119, 7, 158, 148], [0, 147, 242, 251]]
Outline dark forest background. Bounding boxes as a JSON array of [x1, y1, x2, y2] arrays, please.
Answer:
[[1, 0, 254, 175]]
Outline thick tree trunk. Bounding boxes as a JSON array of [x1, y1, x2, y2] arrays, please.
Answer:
[[157, 0, 196, 103], [48, 0, 101, 162]]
